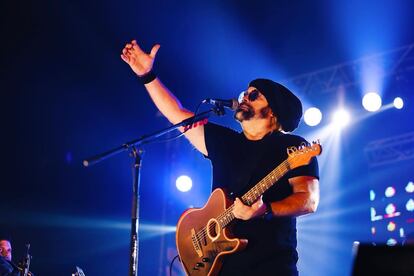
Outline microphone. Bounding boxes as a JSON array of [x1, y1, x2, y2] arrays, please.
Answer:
[[203, 98, 239, 111]]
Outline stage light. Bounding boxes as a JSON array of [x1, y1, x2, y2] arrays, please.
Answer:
[[385, 203, 396, 215], [362, 92, 382, 112], [371, 207, 382, 221], [406, 181, 414, 193], [386, 238, 397, 246], [393, 97, 404, 109], [406, 199, 414, 212], [369, 190, 375, 201], [387, 221, 396, 232], [385, 186, 396, 198], [304, 107, 322, 126], [332, 109, 350, 128], [400, 228, 405, 238], [176, 175, 192, 192]]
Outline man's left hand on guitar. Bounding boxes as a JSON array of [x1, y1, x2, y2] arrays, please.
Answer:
[[232, 196, 267, 220]]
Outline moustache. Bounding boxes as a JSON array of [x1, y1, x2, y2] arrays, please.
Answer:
[[236, 102, 252, 111]]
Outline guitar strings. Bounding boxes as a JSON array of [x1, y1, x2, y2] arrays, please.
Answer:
[[194, 160, 289, 242], [193, 160, 290, 243], [192, 146, 319, 244]]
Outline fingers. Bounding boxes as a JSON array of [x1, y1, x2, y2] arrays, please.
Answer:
[[120, 54, 129, 63], [252, 196, 263, 207], [120, 40, 159, 60], [122, 47, 132, 60], [233, 198, 249, 220], [131, 40, 142, 52], [150, 44, 161, 58], [121, 41, 138, 63], [234, 198, 244, 209], [121, 41, 136, 57], [121, 47, 132, 63]]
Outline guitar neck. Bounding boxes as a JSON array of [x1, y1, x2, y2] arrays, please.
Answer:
[[241, 159, 290, 205], [218, 159, 291, 228]]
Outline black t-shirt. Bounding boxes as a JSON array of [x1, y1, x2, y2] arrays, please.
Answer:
[[204, 123, 319, 276]]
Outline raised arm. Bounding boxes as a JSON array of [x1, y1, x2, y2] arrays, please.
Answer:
[[121, 40, 207, 155]]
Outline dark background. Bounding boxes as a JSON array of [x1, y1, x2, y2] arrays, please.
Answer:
[[2, 0, 414, 275]]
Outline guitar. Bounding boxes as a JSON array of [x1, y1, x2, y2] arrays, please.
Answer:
[[176, 142, 322, 275]]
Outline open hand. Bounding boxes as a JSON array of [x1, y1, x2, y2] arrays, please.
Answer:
[[120, 40, 160, 76]]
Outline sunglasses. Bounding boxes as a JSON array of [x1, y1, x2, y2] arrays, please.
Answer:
[[238, 89, 261, 103]]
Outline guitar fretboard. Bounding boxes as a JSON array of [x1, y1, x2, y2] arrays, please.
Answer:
[[214, 159, 291, 229]]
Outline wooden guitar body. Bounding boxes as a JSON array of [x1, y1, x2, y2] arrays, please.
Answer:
[[175, 142, 321, 275], [176, 188, 247, 275]]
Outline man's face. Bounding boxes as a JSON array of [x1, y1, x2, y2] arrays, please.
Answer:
[[0, 240, 12, 261], [234, 87, 272, 122]]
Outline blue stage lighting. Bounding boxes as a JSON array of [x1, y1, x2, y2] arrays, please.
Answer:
[[385, 203, 396, 215], [370, 190, 375, 201], [393, 97, 404, 109], [332, 109, 350, 128], [386, 238, 397, 246], [304, 107, 322, 127], [385, 186, 396, 198], [362, 92, 382, 112], [176, 175, 193, 192], [406, 181, 414, 193], [406, 199, 414, 212], [387, 221, 396, 232]]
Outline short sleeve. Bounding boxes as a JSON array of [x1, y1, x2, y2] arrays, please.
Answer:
[[287, 156, 319, 180], [284, 136, 320, 180]]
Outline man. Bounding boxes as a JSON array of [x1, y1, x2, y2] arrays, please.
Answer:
[[121, 40, 320, 275], [0, 238, 20, 276]]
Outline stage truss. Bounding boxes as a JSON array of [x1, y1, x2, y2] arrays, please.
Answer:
[[282, 43, 414, 96]]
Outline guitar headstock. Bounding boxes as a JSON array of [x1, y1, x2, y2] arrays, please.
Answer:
[[287, 141, 322, 169]]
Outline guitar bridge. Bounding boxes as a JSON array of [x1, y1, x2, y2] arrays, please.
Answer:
[[191, 228, 203, 257]]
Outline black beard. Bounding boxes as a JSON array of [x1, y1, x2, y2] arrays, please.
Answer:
[[234, 104, 272, 122], [234, 103, 254, 122]]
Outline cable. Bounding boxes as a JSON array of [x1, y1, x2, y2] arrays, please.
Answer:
[[169, 254, 181, 276]]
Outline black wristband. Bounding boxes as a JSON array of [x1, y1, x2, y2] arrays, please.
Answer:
[[139, 70, 157, 84]]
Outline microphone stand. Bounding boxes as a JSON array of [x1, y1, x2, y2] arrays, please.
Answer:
[[83, 105, 226, 276], [21, 243, 31, 276]]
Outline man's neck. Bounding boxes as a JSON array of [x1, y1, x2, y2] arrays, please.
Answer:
[[241, 118, 278, 140]]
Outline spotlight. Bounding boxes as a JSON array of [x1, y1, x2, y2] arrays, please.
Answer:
[[332, 109, 350, 128], [385, 203, 396, 215], [406, 199, 414, 212], [369, 190, 375, 201], [176, 175, 192, 192], [385, 186, 396, 198], [393, 97, 404, 109], [387, 221, 396, 232], [304, 107, 322, 126], [362, 92, 382, 112], [386, 238, 397, 246], [406, 181, 414, 193]]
